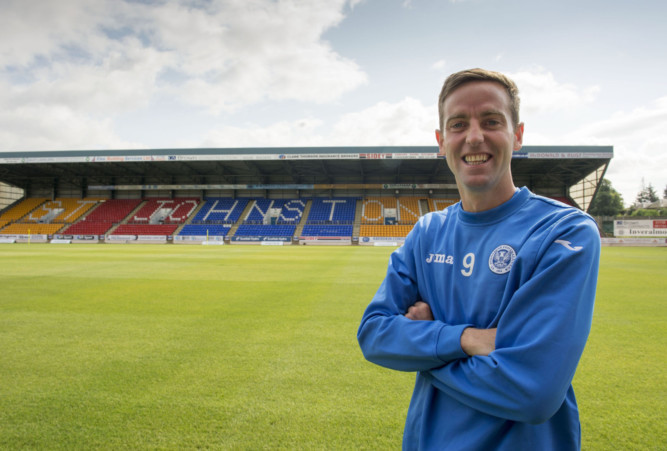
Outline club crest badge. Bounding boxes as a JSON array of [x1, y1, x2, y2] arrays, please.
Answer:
[[489, 245, 516, 274]]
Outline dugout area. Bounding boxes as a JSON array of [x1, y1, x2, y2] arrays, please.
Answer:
[[0, 145, 612, 244]]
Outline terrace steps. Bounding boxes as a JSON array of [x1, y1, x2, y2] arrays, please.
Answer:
[[353, 199, 363, 237], [294, 200, 312, 236], [227, 200, 255, 237]]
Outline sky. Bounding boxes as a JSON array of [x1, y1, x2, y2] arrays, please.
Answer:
[[1, 0, 666, 206]]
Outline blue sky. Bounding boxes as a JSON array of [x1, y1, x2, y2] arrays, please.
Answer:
[[1, 0, 666, 205]]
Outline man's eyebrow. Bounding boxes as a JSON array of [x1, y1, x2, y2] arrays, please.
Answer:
[[480, 109, 505, 117], [446, 110, 505, 122], [445, 113, 467, 122]]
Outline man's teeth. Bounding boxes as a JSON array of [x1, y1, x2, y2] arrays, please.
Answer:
[[464, 154, 489, 165]]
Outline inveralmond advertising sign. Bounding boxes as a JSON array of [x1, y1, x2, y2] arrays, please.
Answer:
[[614, 220, 667, 237]]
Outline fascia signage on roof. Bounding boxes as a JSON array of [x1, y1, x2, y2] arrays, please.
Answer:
[[278, 153, 360, 160], [0, 148, 612, 164], [0, 153, 437, 164], [526, 152, 613, 159]]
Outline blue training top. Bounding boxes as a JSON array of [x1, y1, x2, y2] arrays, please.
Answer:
[[358, 187, 600, 450]]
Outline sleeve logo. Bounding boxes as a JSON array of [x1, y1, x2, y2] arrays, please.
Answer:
[[554, 239, 583, 251], [489, 245, 516, 274]]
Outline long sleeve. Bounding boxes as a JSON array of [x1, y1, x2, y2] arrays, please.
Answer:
[[426, 213, 600, 424], [357, 223, 470, 372]]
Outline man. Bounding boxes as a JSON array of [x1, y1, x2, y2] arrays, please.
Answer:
[[357, 68, 600, 450]]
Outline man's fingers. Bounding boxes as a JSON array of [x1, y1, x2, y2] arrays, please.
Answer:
[[405, 302, 434, 321]]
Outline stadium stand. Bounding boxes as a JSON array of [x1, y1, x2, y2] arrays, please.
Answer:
[[0, 198, 102, 236], [396, 197, 423, 223], [361, 197, 396, 224], [190, 198, 249, 224], [361, 197, 425, 224], [1, 222, 64, 235], [112, 224, 179, 236], [60, 199, 142, 236], [229, 199, 305, 239], [360, 224, 413, 238], [306, 197, 357, 224], [243, 199, 306, 224], [0, 145, 615, 244], [176, 197, 250, 238], [299, 197, 358, 239], [0, 198, 48, 230], [131, 198, 199, 224], [105, 198, 199, 237], [428, 198, 459, 212], [234, 224, 296, 238], [358, 197, 436, 238], [0, 195, 466, 241], [24, 198, 99, 224], [178, 224, 231, 237]]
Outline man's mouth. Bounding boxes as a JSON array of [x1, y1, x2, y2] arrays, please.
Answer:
[[463, 154, 490, 166]]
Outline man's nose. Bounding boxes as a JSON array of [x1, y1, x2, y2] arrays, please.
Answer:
[[466, 121, 484, 146]]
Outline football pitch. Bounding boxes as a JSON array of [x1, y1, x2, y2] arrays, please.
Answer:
[[0, 244, 664, 449]]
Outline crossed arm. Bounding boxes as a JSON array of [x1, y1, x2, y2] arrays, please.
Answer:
[[405, 301, 496, 357]]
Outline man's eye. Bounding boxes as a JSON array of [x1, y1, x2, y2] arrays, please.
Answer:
[[450, 122, 465, 129]]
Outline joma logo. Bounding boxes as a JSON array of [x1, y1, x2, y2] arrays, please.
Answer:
[[426, 253, 454, 264]]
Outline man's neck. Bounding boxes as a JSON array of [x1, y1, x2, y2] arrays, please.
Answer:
[[459, 186, 518, 213]]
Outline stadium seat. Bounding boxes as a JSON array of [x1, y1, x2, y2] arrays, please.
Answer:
[[234, 224, 296, 238], [306, 198, 358, 224], [0, 198, 48, 224], [361, 197, 424, 224], [60, 199, 143, 236], [24, 198, 100, 224], [428, 198, 459, 212], [178, 224, 231, 236], [131, 198, 199, 224], [359, 224, 413, 238], [191, 198, 250, 224]]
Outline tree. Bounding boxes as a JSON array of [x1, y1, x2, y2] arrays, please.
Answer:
[[635, 181, 659, 205], [663, 184, 667, 199], [588, 179, 624, 216]]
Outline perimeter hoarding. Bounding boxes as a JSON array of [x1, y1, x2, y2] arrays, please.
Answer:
[[614, 219, 667, 237]]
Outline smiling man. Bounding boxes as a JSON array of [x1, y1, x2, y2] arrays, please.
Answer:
[[357, 69, 601, 450]]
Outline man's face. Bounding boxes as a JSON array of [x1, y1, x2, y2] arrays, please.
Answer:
[[437, 81, 523, 207]]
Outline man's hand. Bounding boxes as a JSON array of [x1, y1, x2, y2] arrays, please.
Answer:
[[461, 327, 497, 356], [405, 301, 434, 321]]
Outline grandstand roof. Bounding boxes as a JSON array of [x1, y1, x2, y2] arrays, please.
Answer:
[[0, 145, 612, 191]]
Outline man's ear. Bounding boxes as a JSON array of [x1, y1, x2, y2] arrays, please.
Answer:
[[513, 123, 524, 151], [435, 129, 444, 154]]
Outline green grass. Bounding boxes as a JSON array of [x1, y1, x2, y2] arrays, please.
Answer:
[[574, 247, 666, 450], [0, 244, 664, 449]]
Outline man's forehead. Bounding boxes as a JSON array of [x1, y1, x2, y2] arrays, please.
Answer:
[[443, 82, 511, 115]]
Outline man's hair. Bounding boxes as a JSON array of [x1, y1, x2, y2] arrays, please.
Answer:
[[438, 68, 521, 130]]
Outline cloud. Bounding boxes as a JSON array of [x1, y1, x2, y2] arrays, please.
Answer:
[[0, 103, 136, 151], [523, 84, 667, 205], [0, 0, 367, 149], [201, 97, 436, 147], [1, 40, 169, 115], [331, 97, 435, 146], [509, 67, 600, 115], [0, 0, 116, 68], [201, 118, 327, 148], [129, 0, 368, 112], [432, 60, 447, 71], [564, 97, 667, 204]]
